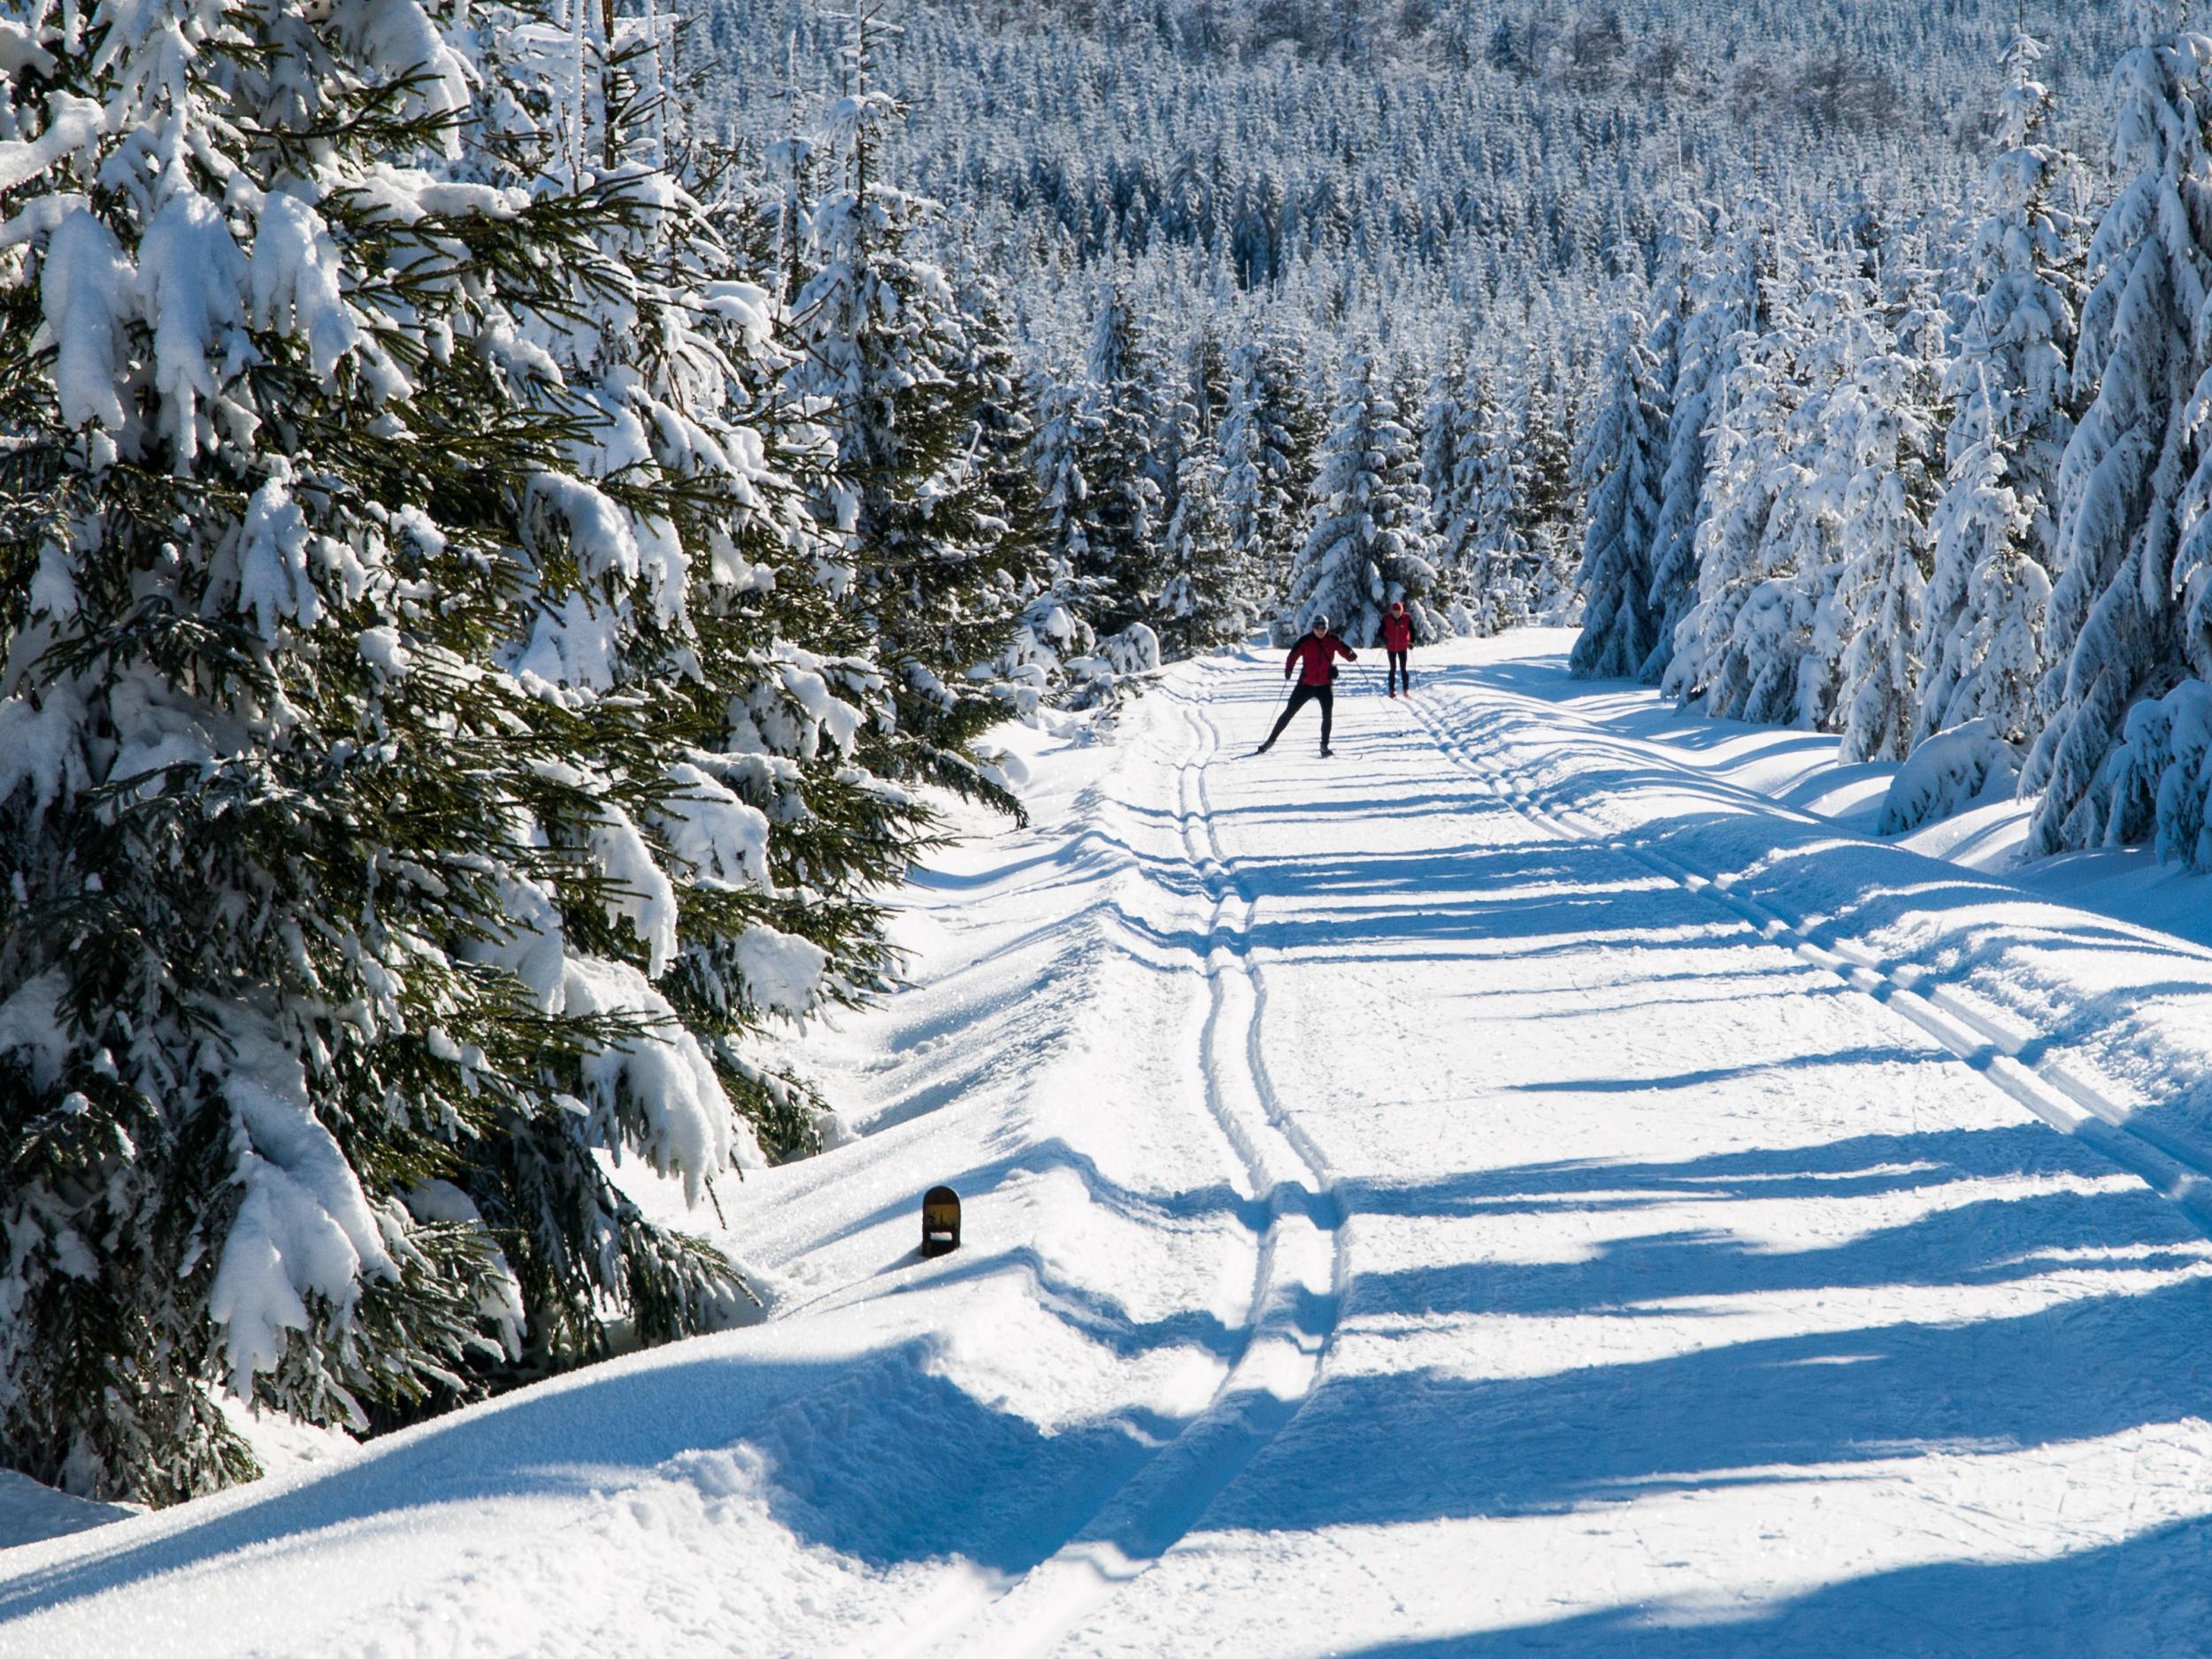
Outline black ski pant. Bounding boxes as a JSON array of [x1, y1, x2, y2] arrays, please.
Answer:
[[1386, 649, 1409, 694], [1263, 681, 1333, 750]]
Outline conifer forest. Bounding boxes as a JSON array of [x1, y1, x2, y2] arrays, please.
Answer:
[[16, 2, 2212, 1637]]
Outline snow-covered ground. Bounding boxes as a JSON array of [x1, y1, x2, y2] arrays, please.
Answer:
[[8, 632, 2212, 1657]]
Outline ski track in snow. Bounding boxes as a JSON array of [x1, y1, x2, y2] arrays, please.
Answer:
[[903, 684, 1348, 1655], [1402, 672, 2212, 1234], [10, 635, 2212, 1656]]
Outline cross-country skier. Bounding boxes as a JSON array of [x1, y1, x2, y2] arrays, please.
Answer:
[[1382, 600, 1413, 697], [1257, 616, 1356, 757]]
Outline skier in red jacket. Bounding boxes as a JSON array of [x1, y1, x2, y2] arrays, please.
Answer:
[[1256, 615, 1357, 757], [1381, 601, 1414, 697]]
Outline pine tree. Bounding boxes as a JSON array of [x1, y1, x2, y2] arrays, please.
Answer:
[[0, 0, 818, 1502], [1220, 329, 1321, 631], [781, 11, 1041, 818], [2024, 2, 2211, 856], [1643, 212, 1769, 684], [1570, 311, 1666, 678], [1833, 287, 1946, 763], [1284, 353, 1440, 647], [1465, 373, 1536, 635], [1917, 27, 2083, 750], [1070, 281, 1166, 641]]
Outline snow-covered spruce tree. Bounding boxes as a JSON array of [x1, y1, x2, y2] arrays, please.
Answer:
[[1417, 356, 1466, 552], [0, 0, 846, 1501], [1148, 324, 1244, 657], [472, 0, 936, 1181], [1641, 214, 1767, 684], [1219, 342, 1283, 628], [1033, 358, 1087, 558], [1569, 310, 1665, 678], [1661, 330, 1782, 714], [1148, 346, 1199, 638], [2023, 2, 2212, 856], [1009, 360, 1102, 691], [762, 30, 823, 309], [1521, 363, 1580, 623], [1916, 27, 2084, 750], [2093, 679, 2212, 865], [1182, 319, 1232, 445], [1431, 355, 1494, 626], [1156, 420, 1241, 658], [950, 261, 1087, 703], [1832, 286, 1947, 763], [1070, 280, 1165, 642], [780, 16, 1040, 818], [460, 0, 816, 1317], [1220, 328, 1320, 631], [1464, 371, 1536, 635], [1284, 352, 1440, 647], [1667, 235, 1850, 729], [1764, 258, 1872, 734], [1925, 387, 2049, 754]]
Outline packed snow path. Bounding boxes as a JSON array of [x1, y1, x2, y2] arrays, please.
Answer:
[[9, 636, 2212, 1657]]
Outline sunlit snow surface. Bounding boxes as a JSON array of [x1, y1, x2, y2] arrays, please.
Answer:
[[7, 632, 2212, 1657]]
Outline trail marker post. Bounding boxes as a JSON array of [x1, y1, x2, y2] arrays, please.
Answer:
[[921, 1186, 962, 1256]]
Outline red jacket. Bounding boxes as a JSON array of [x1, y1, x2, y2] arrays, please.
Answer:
[[1381, 611, 1413, 651], [1286, 632, 1356, 686]]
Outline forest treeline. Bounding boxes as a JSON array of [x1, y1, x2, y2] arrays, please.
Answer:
[[701, 0, 2124, 350], [0, 0, 1168, 1507], [1575, 6, 2212, 869]]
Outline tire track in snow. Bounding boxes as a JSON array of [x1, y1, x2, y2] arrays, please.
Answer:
[[1401, 679, 2212, 1236], [866, 670, 1343, 1659]]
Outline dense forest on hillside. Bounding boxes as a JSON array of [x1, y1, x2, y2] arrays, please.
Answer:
[[696, 0, 2126, 353]]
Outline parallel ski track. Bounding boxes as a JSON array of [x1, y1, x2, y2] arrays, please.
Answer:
[[864, 667, 1344, 1659], [1402, 676, 2212, 1235]]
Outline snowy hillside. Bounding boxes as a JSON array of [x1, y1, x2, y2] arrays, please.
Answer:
[[12, 637, 2212, 1656]]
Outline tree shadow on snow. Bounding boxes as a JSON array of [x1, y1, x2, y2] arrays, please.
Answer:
[[1328, 1517, 2212, 1657], [1197, 1119, 2212, 1539], [0, 1335, 1179, 1623]]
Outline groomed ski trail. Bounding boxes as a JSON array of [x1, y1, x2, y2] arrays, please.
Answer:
[[1402, 672, 2212, 1237], [914, 675, 1346, 1655], [14, 637, 2212, 1658], [1030, 639, 2212, 1657]]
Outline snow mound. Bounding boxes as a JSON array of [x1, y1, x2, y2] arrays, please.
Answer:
[[1879, 718, 2017, 835], [1096, 622, 1160, 677]]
